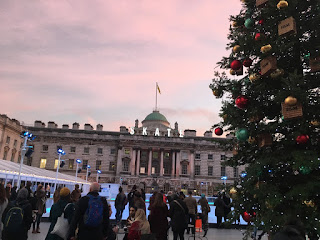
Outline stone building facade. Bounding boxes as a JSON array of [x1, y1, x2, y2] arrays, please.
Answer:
[[0, 114, 24, 163], [23, 110, 245, 194]]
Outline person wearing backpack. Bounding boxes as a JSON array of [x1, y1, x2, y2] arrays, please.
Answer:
[[45, 187, 75, 240], [68, 182, 110, 240], [2, 188, 33, 240]]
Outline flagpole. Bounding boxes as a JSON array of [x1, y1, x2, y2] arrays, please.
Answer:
[[155, 82, 158, 111]]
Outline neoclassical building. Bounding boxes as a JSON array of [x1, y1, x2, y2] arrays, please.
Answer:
[[2, 111, 245, 193]]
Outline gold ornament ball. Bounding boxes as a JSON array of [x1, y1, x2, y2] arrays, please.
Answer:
[[249, 73, 260, 82], [265, 201, 272, 209], [270, 69, 284, 79], [230, 69, 236, 75], [233, 45, 241, 53], [284, 96, 298, 106], [248, 136, 256, 144], [232, 21, 238, 28], [277, 0, 288, 9], [311, 120, 320, 126], [304, 200, 315, 208], [261, 44, 272, 53], [212, 89, 221, 97], [229, 187, 237, 195]]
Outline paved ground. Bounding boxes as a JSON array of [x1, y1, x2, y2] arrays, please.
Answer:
[[28, 222, 269, 240]]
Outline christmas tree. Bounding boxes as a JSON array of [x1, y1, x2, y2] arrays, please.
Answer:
[[210, 0, 320, 238]]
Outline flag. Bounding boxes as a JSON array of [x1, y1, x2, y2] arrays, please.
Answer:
[[157, 83, 161, 94]]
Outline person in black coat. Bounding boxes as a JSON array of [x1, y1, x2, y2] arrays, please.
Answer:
[[68, 182, 110, 240], [214, 193, 228, 228], [273, 219, 305, 240], [169, 194, 188, 240], [2, 188, 33, 240]]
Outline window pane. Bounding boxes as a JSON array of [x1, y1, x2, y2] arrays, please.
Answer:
[[84, 147, 89, 154], [110, 148, 116, 154], [152, 152, 158, 159], [208, 166, 213, 176], [54, 159, 59, 169], [221, 155, 226, 160], [42, 145, 48, 152], [109, 162, 115, 171], [97, 148, 103, 154], [70, 147, 76, 153], [40, 159, 47, 168], [124, 149, 130, 155], [195, 153, 200, 159], [6, 136, 10, 144], [82, 160, 88, 169], [221, 166, 226, 176], [195, 165, 200, 175], [182, 164, 188, 175], [208, 154, 213, 160], [13, 140, 17, 148], [96, 160, 102, 170]]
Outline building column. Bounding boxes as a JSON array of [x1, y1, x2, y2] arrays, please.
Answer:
[[116, 147, 123, 176], [131, 149, 136, 176], [160, 149, 164, 176], [136, 149, 141, 176], [171, 151, 176, 178], [175, 150, 180, 177], [190, 150, 195, 179], [147, 148, 152, 176]]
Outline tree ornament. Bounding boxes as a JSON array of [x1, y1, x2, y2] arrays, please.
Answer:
[[303, 200, 315, 208], [277, 0, 288, 9], [284, 96, 297, 106], [233, 45, 241, 53], [232, 21, 238, 28], [242, 211, 256, 223], [236, 128, 249, 141], [229, 187, 237, 199], [230, 69, 236, 75], [258, 19, 264, 25], [212, 89, 222, 97], [244, 18, 254, 29], [214, 127, 223, 136], [299, 166, 311, 175], [278, 17, 297, 36], [310, 120, 320, 126], [296, 134, 309, 145], [249, 73, 260, 82], [235, 95, 249, 109], [261, 44, 272, 53], [230, 60, 242, 70], [243, 58, 253, 67], [260, 56, 277, 76], [254, 33, 264, 41], [248, 136, 256, 144], [270, 68, 284, 78]]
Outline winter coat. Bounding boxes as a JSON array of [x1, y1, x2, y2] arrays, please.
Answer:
[[35, 189, 46, 215], [198, 198, 210, 214], [45, 199, 75, 240], [223, 195, 231, 217], [169, 199, 188, 232], [115, 192, 127, 210], [214, 197, 227, 217], [134, 197, 146, 213], [2, 198, 33, 240], [68, 192, 110, 240], [148, 205, 168, 240], [0, 199, 8, 237], [184, 196, 197, 215]]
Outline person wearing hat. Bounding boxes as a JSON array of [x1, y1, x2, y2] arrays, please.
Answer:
[[45, 187, 75, 240]]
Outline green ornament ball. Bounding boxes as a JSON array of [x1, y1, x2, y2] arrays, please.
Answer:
[[236, 128, 249, 141], [299, 166, 311, 175], [244, 18, 254, 29], [245, 9, 254, 17]]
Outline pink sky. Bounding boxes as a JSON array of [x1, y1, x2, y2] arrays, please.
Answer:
[[0, 0, 242, 136]]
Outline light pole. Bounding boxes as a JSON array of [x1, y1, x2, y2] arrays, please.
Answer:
[[86, 165, 91, 183], [54, 148, 66, 192], [96, 170, 101, 183], [221, 176, 227, 189], [75, 159, 82, 183], [17, 131, 35, 190]]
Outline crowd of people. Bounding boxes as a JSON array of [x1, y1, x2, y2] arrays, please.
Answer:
[[0, 182, 307, 240]]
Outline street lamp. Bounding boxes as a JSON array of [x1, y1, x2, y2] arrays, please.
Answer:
[[75, 159, 82, 183], [86, 165, 91, 183], [221, 176, 227, 188], [54, 148, 66, 192], [96, 170, 101, 183], [17, 131, 36, 189]]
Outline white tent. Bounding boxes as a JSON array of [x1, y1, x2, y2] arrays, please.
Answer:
[[0, 159, 90, 192]]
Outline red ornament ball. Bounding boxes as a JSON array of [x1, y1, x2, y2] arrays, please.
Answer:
[[255, 33, 263, 41], [242, 211, 256, 223], [235, 95, 249, 109], [243, 58, 253, 67], [214, 127, 223, 136], [230, 60, 242, 71], [258, 19, 264, 25], [296, 134, 309, 144]]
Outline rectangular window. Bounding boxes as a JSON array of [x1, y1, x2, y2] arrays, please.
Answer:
[[27, 157, 32, 166], [195, 153, 200, 159], [40, 158, 47, 168], [42, 145, 48, 152], [97, 148, 103, 154], [221, 155, 226, 161], [164, 152, 170, 158], [96, 160, 102, 170], [164, 162, 170, 174], [141, 151, 148, 160], [6, 136, 10, 144], [221, 166, 226, 176], [70, 146, 76, 153], [124, 149, 130, 155], [195, 165, 200, 176], [84, 147, 89, 154], [109, 162, 115, 171], [68, 159, 74, 169], [152, 151, 159, 159], [82, 160, 88, 169], [182, 164, 188, 175], [151, 167, 155, 174], [233, 167, 239, 178], [123, 160, 129, 172], [208, 166, 213, 176], [208, 154, 213, 160], [10, 153, 15, 162], [140, 167, 146, 174], [3, 151, 7, 160], [54, 159, 59, 169], [13, 140, 17, 148], [110, 148, 116, 155]]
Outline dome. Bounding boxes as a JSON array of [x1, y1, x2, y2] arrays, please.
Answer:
[[143, 111, 168, 122]]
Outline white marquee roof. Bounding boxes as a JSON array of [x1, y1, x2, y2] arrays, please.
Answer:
[[0, 159, 88, 186]]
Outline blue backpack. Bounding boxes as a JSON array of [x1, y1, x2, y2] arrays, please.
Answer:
[[84, 195, 103, 227]]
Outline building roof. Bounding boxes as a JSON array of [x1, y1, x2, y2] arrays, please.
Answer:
[[142, 110, 169, 123]]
